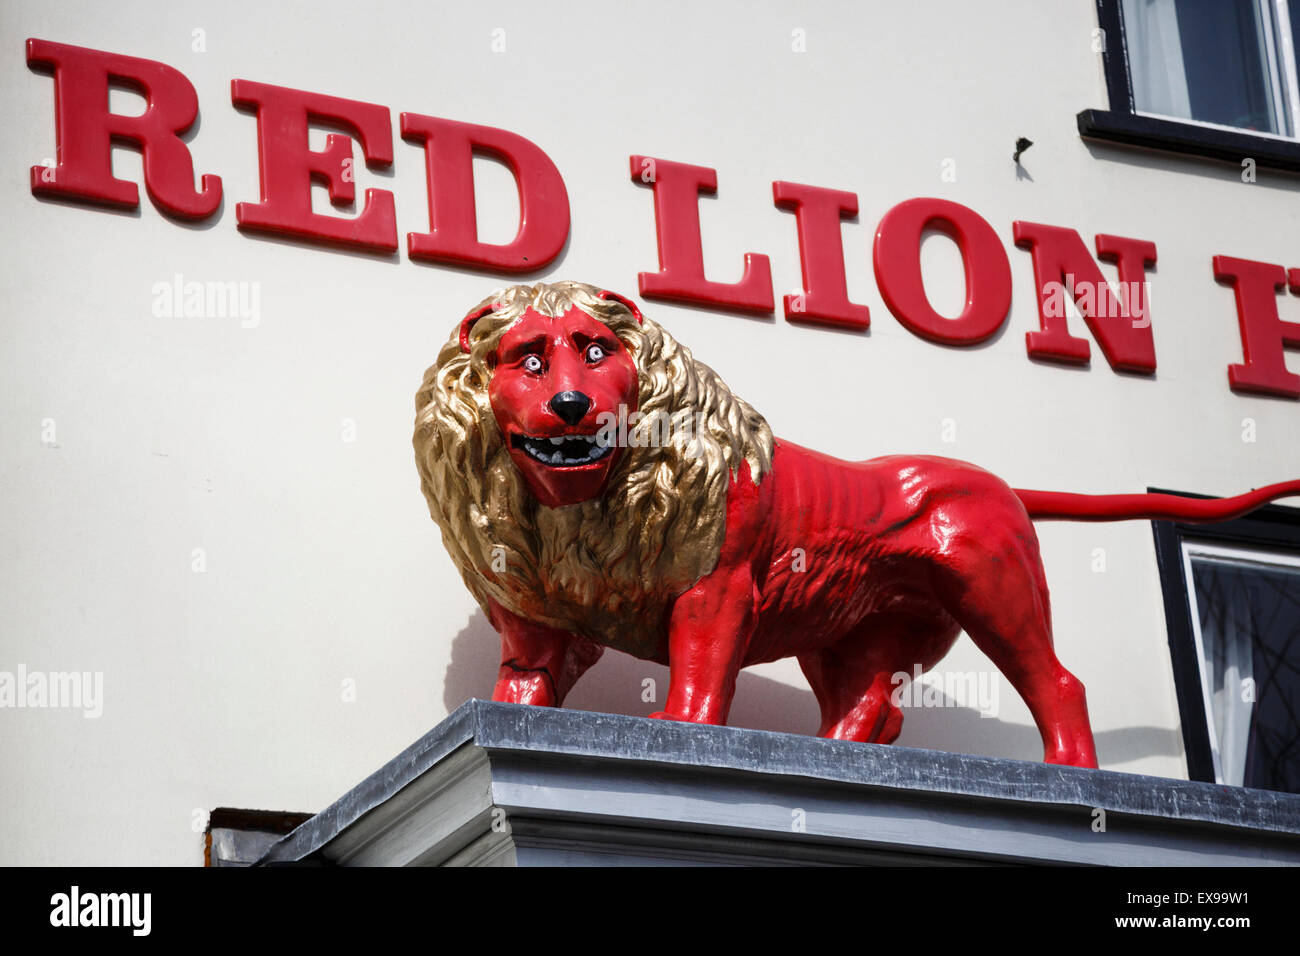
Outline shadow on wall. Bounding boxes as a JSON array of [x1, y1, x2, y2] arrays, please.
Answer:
[[897, 701, 1183, 766], [442, 610, 822, 733], [443, 610, 1182, 767]]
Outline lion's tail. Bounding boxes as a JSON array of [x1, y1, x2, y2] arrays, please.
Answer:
[[1014, 479, 1300, 523]]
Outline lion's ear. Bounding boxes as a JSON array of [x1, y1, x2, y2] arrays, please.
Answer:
[[596, 289, 644, 325], [459, 303, 499, 354]]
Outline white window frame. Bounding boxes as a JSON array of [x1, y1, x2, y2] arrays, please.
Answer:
[[1179, 539, 1300, 784]]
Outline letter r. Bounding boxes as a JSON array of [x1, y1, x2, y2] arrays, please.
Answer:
[[26, 38, 221, 219]]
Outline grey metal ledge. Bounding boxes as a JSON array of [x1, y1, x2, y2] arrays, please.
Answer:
[[254, 700, 1300, 866]]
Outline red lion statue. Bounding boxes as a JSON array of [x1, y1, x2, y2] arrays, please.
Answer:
[[414, 281, 1299, 767]]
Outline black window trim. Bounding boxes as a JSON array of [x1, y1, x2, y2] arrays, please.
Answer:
[[1081, 0, 1300, 173], [1151, 489, 1300, 786]]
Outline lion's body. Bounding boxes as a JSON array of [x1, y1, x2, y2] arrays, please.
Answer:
[[416, 282, 1300, 767], [414, 282, 1090, 766], [738, 444, 986, 668]]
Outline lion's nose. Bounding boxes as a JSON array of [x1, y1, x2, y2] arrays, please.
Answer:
[[550, 390, 592, 426]]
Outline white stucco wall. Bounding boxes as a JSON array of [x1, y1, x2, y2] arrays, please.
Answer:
[[2, 0, 1297, 864]]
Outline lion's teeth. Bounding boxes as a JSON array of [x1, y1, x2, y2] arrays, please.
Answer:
[[518, 433, 612, 465]]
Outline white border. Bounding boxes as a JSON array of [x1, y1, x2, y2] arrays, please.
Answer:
[[1179, 539, 1300, 783]]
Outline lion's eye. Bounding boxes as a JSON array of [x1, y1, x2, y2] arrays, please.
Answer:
[[522, 355, 544, 373], [585, 343, 606, 363]]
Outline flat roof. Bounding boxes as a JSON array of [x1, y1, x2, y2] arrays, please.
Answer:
[[256, 700, 1300, 866]]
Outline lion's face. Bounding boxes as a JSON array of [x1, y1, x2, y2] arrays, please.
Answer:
[[486, 305, 639, 508]]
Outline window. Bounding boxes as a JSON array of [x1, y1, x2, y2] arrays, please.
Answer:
[[1081, 0, 1300, 171], [1153, 494, 1300, 793]]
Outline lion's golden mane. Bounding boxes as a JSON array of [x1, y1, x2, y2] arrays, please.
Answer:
[[413, 281, 774, 654]]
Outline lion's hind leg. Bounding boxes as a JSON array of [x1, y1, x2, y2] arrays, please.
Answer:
[[929, 515, 1098, 768], [799, 612, 960, 744]]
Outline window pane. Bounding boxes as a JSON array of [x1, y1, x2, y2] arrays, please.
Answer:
[[1123, 0, 1283, 134], [1189, 550, 1300, 793]]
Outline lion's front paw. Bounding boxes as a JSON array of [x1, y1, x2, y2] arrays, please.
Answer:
[[493, 670, 557, 708]]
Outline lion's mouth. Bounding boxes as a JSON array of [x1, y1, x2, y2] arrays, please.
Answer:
[[511, 432, 613, 467]]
